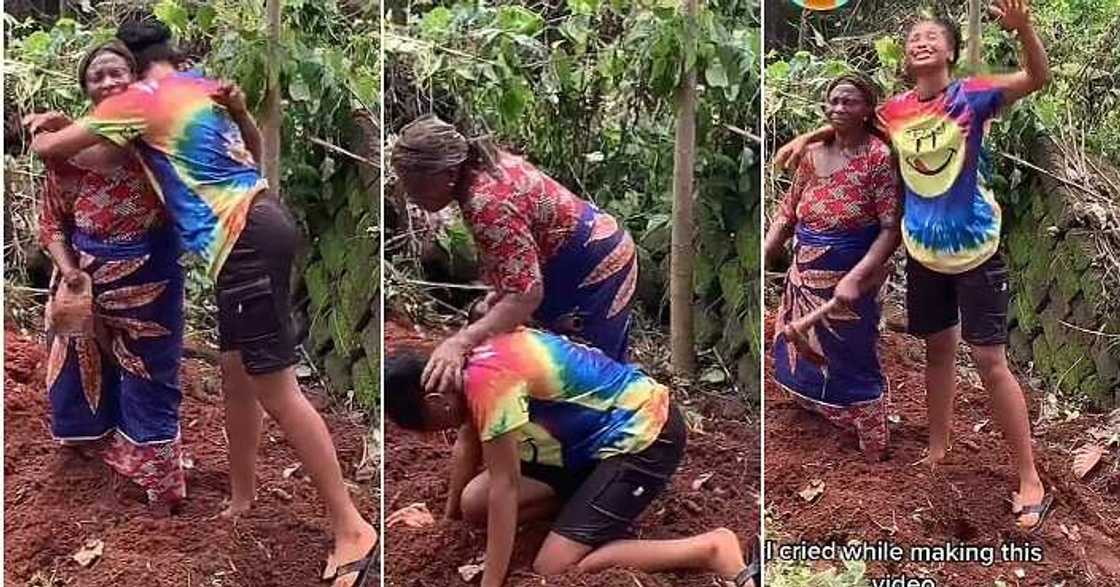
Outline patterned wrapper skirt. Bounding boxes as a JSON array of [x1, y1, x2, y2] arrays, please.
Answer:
[[773, 223, 888, 455], [535, 204, 638, 362], [47, 226, 187, 504]]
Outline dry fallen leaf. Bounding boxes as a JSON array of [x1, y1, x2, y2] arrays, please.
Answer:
[[799, 479, 825, 503], [387, 503, 436, 528], [282, 464, 302, 479], [458, 562, 485, 582], [270, 488, 293, 501], [72, 539, 104, 567], [973, 419, 989, 433], [691, 472, 714, 491], [1059, 523, 1082, 542], [1072, 444, 1106, 479]]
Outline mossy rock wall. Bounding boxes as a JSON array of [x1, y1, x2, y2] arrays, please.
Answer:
[[298, 113, 380, 413], [1004, 139, 1119, 408]]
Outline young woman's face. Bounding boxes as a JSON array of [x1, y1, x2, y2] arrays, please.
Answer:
[[400, 168, 459, 212], [905, 21, 953, 75], [84, 52, 134, 104], [825, 83, 871, 133]]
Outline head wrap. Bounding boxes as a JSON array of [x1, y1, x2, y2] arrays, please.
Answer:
[[392, 116, 471, 175], [77, 39, 137, 94]]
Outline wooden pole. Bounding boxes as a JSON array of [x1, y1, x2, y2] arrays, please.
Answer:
[[967, 0, 982, 67], [263, 0, 282, 191], [670, 0, 698, 375]]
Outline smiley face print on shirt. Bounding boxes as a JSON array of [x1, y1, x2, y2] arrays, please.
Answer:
[[878, 78, 1006, 274], [897, 115, 966, 197]]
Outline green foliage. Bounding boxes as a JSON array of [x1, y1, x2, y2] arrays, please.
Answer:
[[768, 558, 870, 587], [5, 1, 379, 411], [387, 0, 761, 396], [765, 0, 1120, 213]]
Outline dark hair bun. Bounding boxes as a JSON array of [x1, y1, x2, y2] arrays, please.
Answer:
[[116, 20, 172, 53]]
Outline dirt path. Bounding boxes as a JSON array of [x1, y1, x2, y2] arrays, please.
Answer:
[[764, 312, 1120, 586], [3, 330, 377, 586], [383, 318, 760, 586]]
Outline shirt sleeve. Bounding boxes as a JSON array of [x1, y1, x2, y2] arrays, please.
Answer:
[[777, 153, 813, 224], [867, 145, 902, 225], [963, 77, 1005, 121], [38, 165, 71, 248], [466, 192, 543, 295], [79, 88, 151, 146], [469, 377, 531, 442]]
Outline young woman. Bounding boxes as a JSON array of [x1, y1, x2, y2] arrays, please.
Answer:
[[765, 73, 900, 460], [27, 20, 376, 585], [775, 0, 1051, 529], [386, 329, 755, 587], [30, 40, 187, 508], [391, 116, 638, 392]]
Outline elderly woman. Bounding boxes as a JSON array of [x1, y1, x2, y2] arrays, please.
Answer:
[[392, 116, 638, 393], [764, 74, 900, 460], [29, 40, 186, 506]]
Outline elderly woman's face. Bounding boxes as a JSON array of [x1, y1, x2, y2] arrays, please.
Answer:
[[825, 83, 871, 133], [401, 168, 459, 212], [84, 52, 134, 104]]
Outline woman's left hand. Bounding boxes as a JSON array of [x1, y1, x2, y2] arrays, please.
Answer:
[[991, 0, 1031, 32], [422, 335, 472, 394], [833, 273, 862, 306], [210, 82, 249, 115]]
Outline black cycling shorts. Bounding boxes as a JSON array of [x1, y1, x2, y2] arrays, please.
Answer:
[[215, 194, 301, 375], [522, 403, 687, 547]]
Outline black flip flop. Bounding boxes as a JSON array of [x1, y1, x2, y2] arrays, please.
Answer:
[[1014, 492, 1054, 535], [332, 546, 378, 587], [731, 538, 762, 587]]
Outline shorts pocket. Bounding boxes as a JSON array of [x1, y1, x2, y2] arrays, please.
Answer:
[[589, 465, 663, 523], [217, 276, 280, 344], [983, 264, 1010, 293]]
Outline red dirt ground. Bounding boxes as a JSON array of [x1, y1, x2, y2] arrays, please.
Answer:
[[4, 330, 377, 586], [765, 311, 1120, 586], [383, 318, 761, 586]]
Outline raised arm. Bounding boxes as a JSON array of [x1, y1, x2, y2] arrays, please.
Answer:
[[986, 0, 1050, 106], [480, 434, 521, 587], [211, 82, 263, 165]]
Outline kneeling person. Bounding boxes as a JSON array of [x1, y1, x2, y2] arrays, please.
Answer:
[[387, 328, 755, 587]]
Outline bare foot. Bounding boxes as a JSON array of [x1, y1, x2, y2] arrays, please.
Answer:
[[911, 445, 948, 470], [1012, 481, 1047, 529], [220, 498, 253, 519], [706, 528, 747, 578], [330, 521, 378, 587]]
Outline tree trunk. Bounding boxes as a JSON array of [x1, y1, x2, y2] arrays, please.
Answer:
[[262, 0, 282, 191], [670, 0, 698, 375], [967, 0, 982, 67]]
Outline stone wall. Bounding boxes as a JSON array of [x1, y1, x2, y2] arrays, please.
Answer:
[[299, 114, 380, 412], [1005, 139, 1119, 408]]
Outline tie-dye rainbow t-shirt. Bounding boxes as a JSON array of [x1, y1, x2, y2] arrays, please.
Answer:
[[878, 78, 1004, 274], [464, 329, 669, 469], [80, 71, 266, 278]]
